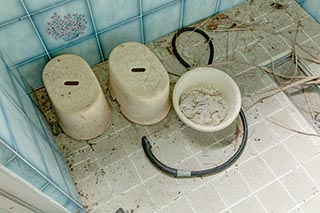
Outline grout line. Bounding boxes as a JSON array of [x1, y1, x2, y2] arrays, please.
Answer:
[[179, 0, 185, 28], [40, 182, 50, 191], [139, 0, 145, 44], [260, 154, 300, 206], [19, 0, 51, 60], [86, 0, 105, 61]]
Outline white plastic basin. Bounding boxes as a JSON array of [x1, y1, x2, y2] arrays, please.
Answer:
[[173, 67, 241, 132]]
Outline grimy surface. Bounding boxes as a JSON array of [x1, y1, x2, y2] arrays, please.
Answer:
[[35, 0, 320, 212]]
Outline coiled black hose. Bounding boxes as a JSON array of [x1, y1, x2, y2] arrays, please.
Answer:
[[141, 27, 248, 177], [171, 27, 214, 68]]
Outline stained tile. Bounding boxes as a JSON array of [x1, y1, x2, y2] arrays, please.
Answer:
[[239, 42, 271, 66], [0, 0, 26, 24], [114, 184, 155, 212], [117, 125, 149, 154], [300, 16, 320, 38], [99, 19, 142, 59], [247, 120, 280, 152], [51, 36, 102, 65], [130, 150, 159, 181], [183, 0, 218, 26], [76, 170, 113, 208], [105, 157, 141, 195], [143, 2, 181, 43], [0, 19, 46, 64], [151, 131, 194, 166], [90, 0, 140, 31], [145, 173, 182, 209], [93, 133, 127, 168], [32, 0, 94, 51], [53, 149, 82, 202]]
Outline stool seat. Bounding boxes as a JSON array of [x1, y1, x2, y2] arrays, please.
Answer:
[[43, 54, 111, 140], [109, 42, 170, 125]]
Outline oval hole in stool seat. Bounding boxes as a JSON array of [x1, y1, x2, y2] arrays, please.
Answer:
[[131, 68, 146, 72], [64, 81, 79, 86]]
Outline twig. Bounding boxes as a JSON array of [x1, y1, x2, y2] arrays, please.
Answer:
[[247, 73, 320, 109], [267, 118, 320, 138]]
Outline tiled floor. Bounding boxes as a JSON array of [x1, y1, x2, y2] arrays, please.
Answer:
[[35, 0, 320, 212]]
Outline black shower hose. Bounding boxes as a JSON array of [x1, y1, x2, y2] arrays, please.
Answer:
[[141, 27, 248, 177]]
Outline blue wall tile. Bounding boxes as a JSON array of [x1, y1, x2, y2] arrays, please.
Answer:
[[32, 0, 94, 51], [0, 19, 46, 65], [142, 0, 176, 13], [51, 36, 102, 65], [301, 0, 320, 23], [90, 0, 140, 31], [35, 131, 68, 193], [0, 142, 15, 165], [0, 104, 13, 146], [0, 71, 20, 108], [6, 156, 48, 189], [183, 0, 218, 26], [143, 2, 182, 43], [20, 93, 43, 131], [42, 184, 69, 207], [0, 0, 26, 25], [0, 91, 48, 175], [64, 200, 85, 213], [218, 0, 246, 12], [23, 0, 68, 14], [16, 56, 50, 89], [99, 19, 142, 59]]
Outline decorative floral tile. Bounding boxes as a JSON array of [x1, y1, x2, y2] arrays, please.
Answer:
[[32, 0, 94, 51]]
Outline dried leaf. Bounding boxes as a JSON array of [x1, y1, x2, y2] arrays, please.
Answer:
[[271, 2, 289, 10], [207, 22, 219, 30], [215, 13, 229, 20]]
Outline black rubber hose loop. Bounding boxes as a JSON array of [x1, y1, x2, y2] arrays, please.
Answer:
[[141, 27, 248, 177], [142, 109, 248, 177], [171, 27, 214, 69]]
